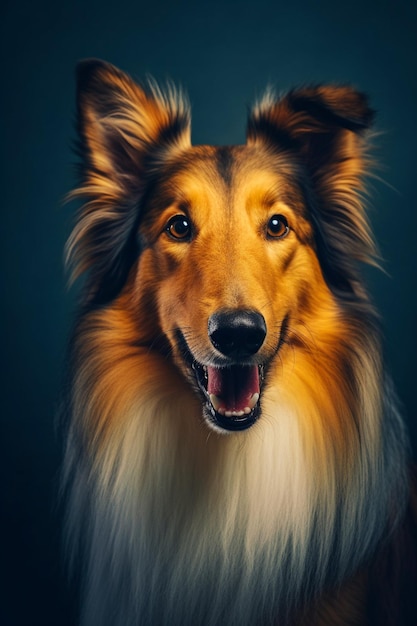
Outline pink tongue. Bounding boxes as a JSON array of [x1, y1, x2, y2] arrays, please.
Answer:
[[207, 365, 260, 412]]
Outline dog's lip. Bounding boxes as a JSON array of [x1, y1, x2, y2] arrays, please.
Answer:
[[174, 330, 265, 431], [193, 360, 264, 431], [174, 316, 289, 432]]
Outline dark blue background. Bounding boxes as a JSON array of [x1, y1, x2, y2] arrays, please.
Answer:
[[1, 1, 416, 624]]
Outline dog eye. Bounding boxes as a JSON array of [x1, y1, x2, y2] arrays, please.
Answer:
[[266, 215, 289, 239], [166, 215, 192, 241]]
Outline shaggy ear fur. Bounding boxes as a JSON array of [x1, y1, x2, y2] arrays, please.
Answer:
[[67, 59, 190, 304], [247, 86, 376, 295]]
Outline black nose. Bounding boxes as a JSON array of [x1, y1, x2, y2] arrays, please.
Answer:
[[208, 310, 267, 359]]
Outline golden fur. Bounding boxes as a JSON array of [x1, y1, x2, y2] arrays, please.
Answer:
[[63, 60, 413, 625]]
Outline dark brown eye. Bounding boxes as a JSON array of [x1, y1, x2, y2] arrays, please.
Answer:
[[166, 215, 192, 241], [266, 215, 289, 239]]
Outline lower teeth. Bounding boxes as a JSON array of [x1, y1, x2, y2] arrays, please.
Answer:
[[209, 392, 259, 417]]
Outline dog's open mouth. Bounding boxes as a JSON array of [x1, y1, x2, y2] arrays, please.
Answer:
[[193, 361, 264, 431], [175, 330, 264, 431], [205, 365, 260, 417]]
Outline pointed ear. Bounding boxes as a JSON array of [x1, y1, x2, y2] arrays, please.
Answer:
[[247, 85, 373, 171], [76, 59, 190, 187], [67, 59, 191, 303], [247, 86, 376, 293]]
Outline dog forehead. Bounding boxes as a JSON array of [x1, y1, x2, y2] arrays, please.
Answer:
[[162, 144, 301, 208]]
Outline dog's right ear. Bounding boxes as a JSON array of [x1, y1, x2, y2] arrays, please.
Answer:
[[76, 59, 190, 188], [67, 59, 191, 302]]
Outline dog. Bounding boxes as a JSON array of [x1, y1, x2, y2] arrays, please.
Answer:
[[63, 59, 417, 625]]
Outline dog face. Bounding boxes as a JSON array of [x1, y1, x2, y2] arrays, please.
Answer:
[[68, 60, 375, 434], [136, 144, 332, 431]]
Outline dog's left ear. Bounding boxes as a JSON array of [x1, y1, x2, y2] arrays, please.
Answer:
[[247, 86, 376, 292], [247, 85, 373, 175]]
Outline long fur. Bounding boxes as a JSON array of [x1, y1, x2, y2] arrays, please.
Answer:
[[63, 60, 412, 625]]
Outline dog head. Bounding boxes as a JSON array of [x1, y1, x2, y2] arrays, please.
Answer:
[[68, 60, 375, 433]]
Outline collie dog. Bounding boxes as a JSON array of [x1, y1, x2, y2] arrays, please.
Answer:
[[63, 60, 416, 625]]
